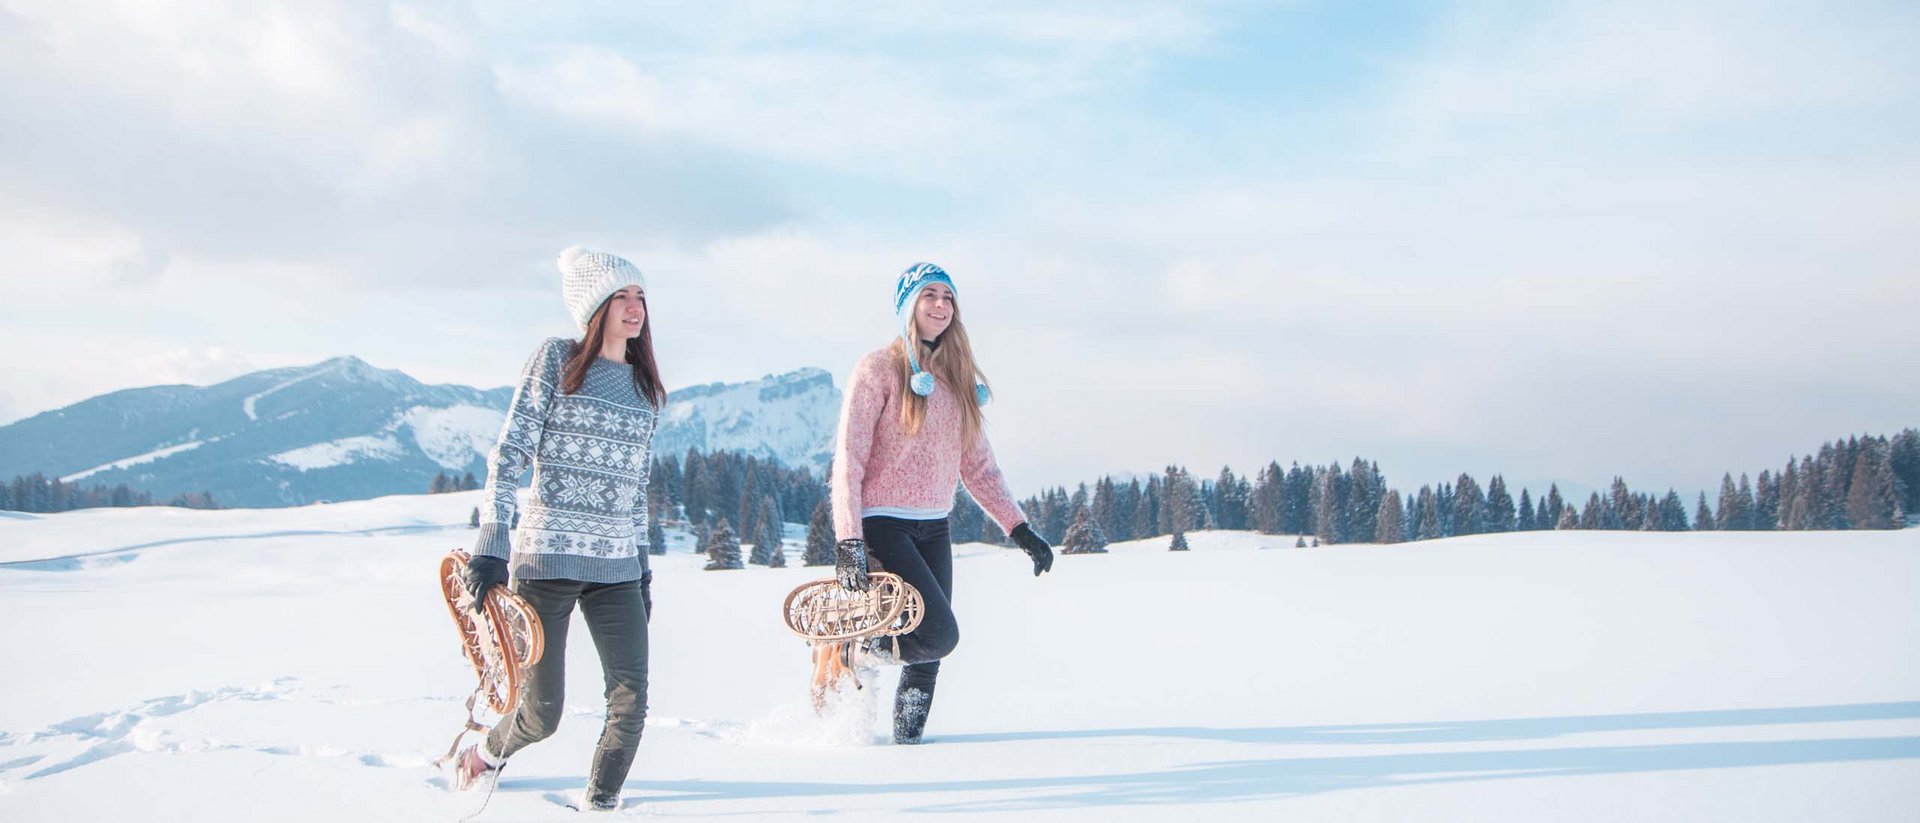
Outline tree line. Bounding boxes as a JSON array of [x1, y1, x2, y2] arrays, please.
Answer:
[[925, 428, 1916, 553], [0, 472, 221, 512]]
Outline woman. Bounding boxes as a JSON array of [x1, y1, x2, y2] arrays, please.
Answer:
[[453, 246, 664, 812], [830, 261, 1054, 745]]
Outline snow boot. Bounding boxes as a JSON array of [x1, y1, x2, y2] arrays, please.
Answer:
[[861, 633, 902, 667], [451, 743, 499, 790], [584, 789, 620, 811], [893, 685, 933, 745]]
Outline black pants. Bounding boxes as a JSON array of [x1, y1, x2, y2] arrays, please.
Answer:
[[862, 516, 956, 695], [486, 577, 649, 802]]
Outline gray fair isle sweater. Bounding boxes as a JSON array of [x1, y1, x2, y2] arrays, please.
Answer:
[[474, 337, 658, 583]]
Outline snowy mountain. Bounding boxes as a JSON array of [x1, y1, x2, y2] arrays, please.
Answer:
[[652, 367, 840, 471], [0, 358, 839, 508]]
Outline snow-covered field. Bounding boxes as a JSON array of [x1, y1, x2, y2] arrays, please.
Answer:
[[2, 493, 1916, 821]]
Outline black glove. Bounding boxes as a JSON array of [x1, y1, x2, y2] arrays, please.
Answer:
[[1010, 523, 1053, 576], [465, 554, 509, 609], [640, 570, 654, 622], [836, 538, 871, 591]]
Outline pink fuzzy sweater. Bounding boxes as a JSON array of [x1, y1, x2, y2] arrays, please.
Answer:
[[831, 345, 1027, 542]]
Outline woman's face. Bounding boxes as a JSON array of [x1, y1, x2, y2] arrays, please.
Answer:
[[914, 283, 954, 340], [602, 286, 647, 341]]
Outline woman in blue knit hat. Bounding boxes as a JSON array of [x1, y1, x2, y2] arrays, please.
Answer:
[[828, 262, 1054, 744], [452, 246, 665, 811]]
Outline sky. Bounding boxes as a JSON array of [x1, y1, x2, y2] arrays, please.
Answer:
[[1, 0, 1916, 500]]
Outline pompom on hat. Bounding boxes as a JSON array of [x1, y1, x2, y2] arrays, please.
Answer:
[[893, 262, 991, 404], [558, 246, 646, 333]]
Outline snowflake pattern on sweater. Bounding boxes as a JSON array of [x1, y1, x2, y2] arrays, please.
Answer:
[[830, 345, 1026, 542], [475, 337, 657, 583]]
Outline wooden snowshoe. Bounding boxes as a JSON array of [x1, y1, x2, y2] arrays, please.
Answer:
[[782, 572, 923, 711], [439, 550, 544, 718]]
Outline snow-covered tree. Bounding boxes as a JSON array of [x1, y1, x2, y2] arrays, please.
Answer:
[[804, 500, 835, 566], [1375, 490, 1405, 544], [1061, 502, 1110, 554], [703, 518, 743, 570]]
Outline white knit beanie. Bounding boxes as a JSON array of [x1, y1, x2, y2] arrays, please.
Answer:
[[557, 246, 647, 333]]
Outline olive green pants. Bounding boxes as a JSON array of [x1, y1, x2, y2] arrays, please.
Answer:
[[486, 576, 648, 802]]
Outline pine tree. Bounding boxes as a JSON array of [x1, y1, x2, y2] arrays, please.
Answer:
[[1544, 484, 1565, 531], [1452, 474, 1486, 536], [1090, 479, 1116, 541], [1134, 477, 1159, 539], [1555, 504, 1578, 530], [1736, 474, 1757, 530], [1215, 467, 1248, 531], [1605, 476, 1633, 530], [462, 472, 479, 491], [1694, 492, 1715, 531], [1375, 490, 1405, 544], [1578, 493, 1603, 529], [1416, 485, 1440, 540], [648, 515, 667, 556], [1165, 467, 1202, 538], [804, 500, 835, 566], [1638, 498, 1661, 530], [430, 473, 449, 494], [1294, 535, 1306, 548], [1283, 463, 1310, 536], [1169, 527, 1189, 551], [703, 518, 743, 570], [1660, 490, 1689, 531], [1715, 474, 1740, 530], [752, 498, 775, 560], [1517, 489, 1535, 531], [1889, 429, 1920, 514], [1111, 479, 1141, 541], [1755, 470, 1779, 530], [1776, 459, 1800, 529], [1347, 459, 1380, 544], [1250, 463, 1282, 534], [1484, 476, 1515, 533], [982, 517, 1009, 547], [948, 490, 985, 543], [469, 507, 480, 528], [1846, 445, 1901, 529], [1061, 502, 1110, 554]]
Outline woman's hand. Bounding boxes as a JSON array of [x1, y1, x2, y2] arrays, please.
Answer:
[[835, 539, 871, 591], [1010, 523, 1053, 576], [464, 555, 509, 608]]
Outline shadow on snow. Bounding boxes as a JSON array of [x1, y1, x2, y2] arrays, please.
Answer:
[[491, 701, 1920, 812]]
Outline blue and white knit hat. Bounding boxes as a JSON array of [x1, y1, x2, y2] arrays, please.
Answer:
[[893, 262, 991, 404], [558, 246, 647, 333]]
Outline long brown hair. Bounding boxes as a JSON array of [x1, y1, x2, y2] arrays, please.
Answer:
[[562, 296, 665, 406], [895, 303, 988, 446]]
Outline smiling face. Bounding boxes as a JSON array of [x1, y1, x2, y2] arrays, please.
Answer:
[[599, 286, 647, 342], [913, 283, 955, 340]]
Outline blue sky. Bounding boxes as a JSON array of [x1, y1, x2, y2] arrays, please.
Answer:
[[1, 0, 1916, 500]]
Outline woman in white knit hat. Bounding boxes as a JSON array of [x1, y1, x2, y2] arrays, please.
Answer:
[[452, 246, 665, 811]]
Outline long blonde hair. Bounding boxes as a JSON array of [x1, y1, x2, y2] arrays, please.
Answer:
[[894, 308, 989, 446]]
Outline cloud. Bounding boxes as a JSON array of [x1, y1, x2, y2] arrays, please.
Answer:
[[137, 346, 258, 387], [0, 0, 1914, 500]]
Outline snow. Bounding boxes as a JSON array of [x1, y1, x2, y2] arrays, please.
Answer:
[[399, 405, 505, 471], [241, 367, 335, 421], [660, 370, 837, 470], [59, 439, 210, 482], [1, 498, 1916, 821], [265, 434, 406, 471], [261, 405, 499, 474]]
